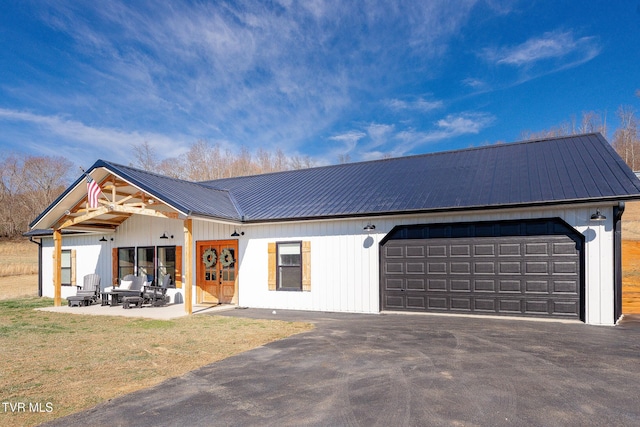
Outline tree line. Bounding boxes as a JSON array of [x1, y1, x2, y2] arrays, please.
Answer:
[[2, 101, 640, 238], [520, 105, 640, 170]]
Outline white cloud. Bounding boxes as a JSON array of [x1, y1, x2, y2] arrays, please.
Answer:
[[387, 98, 444, 112], [0, 108, 186, 167], [482, 30, 600, 68]]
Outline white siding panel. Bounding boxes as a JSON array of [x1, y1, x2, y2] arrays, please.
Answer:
[[41, 234, 114, 298]]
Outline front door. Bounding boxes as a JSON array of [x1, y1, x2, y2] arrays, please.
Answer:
[[196, 240, 238, 304]]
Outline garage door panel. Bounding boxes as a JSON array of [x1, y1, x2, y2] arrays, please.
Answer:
[[474, 244, 495, 256], [525, 280, 549, 293], [474, 298, 497, 311], [553, 242, 578, 255], [428, 279, 447, 291], [381, 219, 582, 319], [451, 262, 471, 274], [499, 280, 522, 293], [450, 297, 472, 310], [384, 278, 403, 290], [474, 280, 495, 292], [475, 262, 495, 274], [427, 245, 447, 257], [406, 296, 425, 309], [500, 243, 521, 256], [553, 280, 578, 294], [499, 262, 521, 274], [406, 278, 425, 290], [451, 245, 470, 256], [553, 261, 577, 274], [525, 242, 548, 255], [526, 261, 548, 274], [451, 280, 471, 291]]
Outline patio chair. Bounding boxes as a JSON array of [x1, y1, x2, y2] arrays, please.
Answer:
[[67, 274, 101, 307], [143, 274, 171, 307]]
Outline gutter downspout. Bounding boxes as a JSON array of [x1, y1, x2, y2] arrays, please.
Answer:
[[613, 202, 625, 324], [29, 236, 43, 297]]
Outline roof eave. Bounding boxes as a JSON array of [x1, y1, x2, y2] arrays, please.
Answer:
[[239, 195, 640, 225]]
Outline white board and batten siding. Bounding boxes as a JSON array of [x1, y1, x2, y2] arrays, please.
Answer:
[[41, 234, 110, 300], [40, 203, 617, 325], [236, 204, 615, 325]]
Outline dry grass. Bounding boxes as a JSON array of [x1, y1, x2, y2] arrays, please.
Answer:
[[0, 275, 38, 300], [0, 240, 38, 277], [0, 297, 313, 427]]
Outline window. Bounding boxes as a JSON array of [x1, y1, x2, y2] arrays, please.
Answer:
[[61, 250, 72, 286], [157, 246, 176, 288], [118, 247, 135, 279], [277, 242, 302, 290], [268, 241, 311, 292], [137, 246, 155, 282], [114, 246, 179, 287]]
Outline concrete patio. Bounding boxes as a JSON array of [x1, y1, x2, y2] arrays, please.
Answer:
[[37, 302, 236, 320]]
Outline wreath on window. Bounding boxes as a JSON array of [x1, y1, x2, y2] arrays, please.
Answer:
[[202, 248, 217, 268], [220, 248, 234, 267]]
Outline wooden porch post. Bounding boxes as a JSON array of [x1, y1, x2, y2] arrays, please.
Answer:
[[184, 219, 193, 315], [53, 229, 62, 306]]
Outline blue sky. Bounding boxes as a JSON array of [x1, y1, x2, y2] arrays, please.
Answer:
[[1, 0, 639, 169]]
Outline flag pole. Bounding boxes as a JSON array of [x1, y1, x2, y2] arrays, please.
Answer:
[[79, 167, 111, 206]]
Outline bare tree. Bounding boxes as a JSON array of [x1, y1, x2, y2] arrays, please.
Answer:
[[131, 141, 159, 171], [0, 154, 73, 237], [131, 139, 316, 181], [612, 106, 640, 170]]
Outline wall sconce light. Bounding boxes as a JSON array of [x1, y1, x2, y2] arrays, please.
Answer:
[[160, 232, 173, 239], [363, 222, 376, 232], [590, 210, 607, 221], [99, 236, 107, 242], [231, 229, 245, 237]]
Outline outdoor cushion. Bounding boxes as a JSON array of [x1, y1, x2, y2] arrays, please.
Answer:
[[119, 280, 133, 290]]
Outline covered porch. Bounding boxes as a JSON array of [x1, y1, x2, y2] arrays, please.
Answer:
[[30, 163, 242, 315]]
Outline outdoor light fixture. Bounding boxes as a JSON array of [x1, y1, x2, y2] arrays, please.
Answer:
[[364, 223, 376, 232], [99, 236, 107, 242], [231, 229, 244, 237], [590, 210, 607, 221], [160, 232, 173, 239]]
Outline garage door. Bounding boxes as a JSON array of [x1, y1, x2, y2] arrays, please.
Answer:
[[381, 219, 584, 319]]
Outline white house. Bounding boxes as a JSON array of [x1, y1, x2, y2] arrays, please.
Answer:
[[27, 133, 640, 325]]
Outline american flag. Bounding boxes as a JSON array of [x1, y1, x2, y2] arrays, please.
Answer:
[[87, 177, 101, 208]]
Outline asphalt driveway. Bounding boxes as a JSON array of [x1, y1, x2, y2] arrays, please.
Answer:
[[45, 311, 640, 427]]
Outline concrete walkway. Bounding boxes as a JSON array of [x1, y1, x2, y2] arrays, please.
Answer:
[[42, 309, 640, 426], [37, 302, 235, 319]]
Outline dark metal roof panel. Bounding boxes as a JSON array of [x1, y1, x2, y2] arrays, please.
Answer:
[[96, 161, 241, 221], [201, 133, 640, 221]]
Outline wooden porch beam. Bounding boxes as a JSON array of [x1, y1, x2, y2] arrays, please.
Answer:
[[184, 219, 193, 315], [58, 204, 177, 229], [53, 229, 62, 307]]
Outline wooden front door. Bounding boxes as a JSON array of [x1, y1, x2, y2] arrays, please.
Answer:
[[196, 240, 238, 304]]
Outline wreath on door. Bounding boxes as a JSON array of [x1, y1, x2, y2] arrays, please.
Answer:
[[202, 248, 217, 268], [220, 248, 234, 267]]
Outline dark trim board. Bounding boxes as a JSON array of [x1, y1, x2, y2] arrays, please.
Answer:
[[380, 218, 585, 321]]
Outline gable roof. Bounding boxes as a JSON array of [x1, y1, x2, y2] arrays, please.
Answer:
[[30, 133, 640, 230]]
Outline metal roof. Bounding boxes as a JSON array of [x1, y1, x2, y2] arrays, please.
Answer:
[[96, 160, 241, 220], [29, 133, 640, 229], [200, 133, 640, 221]]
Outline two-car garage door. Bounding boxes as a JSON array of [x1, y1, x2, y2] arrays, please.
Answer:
[[381, 219, 584, 320]]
